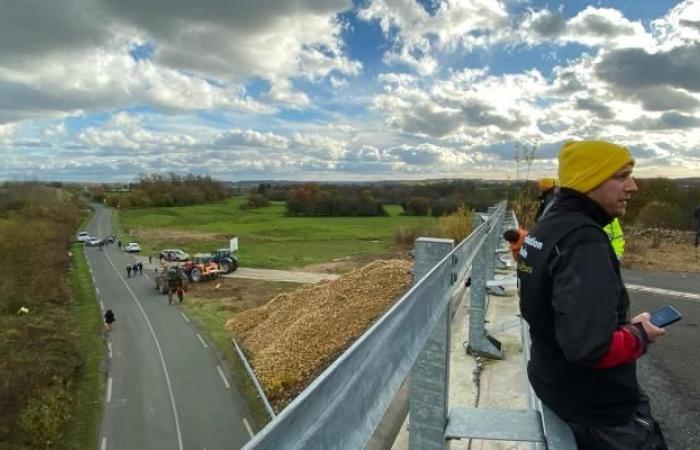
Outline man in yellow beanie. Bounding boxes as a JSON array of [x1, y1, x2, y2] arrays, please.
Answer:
[[518, 140, 667, 449]]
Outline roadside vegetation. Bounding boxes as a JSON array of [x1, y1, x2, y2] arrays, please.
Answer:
[[0, 183, 103, 449]]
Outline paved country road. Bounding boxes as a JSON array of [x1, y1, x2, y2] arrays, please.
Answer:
[[623, 268, 700, 450], [85, 205, 255, 450]]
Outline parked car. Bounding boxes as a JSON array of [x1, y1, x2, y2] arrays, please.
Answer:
[[160, 249, 191, 262], [85, 237, 103, 246], [77, 231, 90, 242], [125, 242, 141, 253]]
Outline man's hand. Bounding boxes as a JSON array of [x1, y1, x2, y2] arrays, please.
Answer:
[[632, 312, 666, 342]]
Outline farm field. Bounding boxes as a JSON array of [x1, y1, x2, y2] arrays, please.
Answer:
[[117, 197, 436, 270]]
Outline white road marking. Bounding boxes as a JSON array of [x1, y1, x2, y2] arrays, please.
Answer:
[[107, 378, 113, 402], [197, 334, 209, 348], [103, 251, 184, 450], [108, 342, 112, 359], [96, 287, 100, 295], [180, 312, 189, 323], [100, 301, 104, 311], [626, 283, 700, 302], [217, 366, 230, 389], [101, 437, 107, 450], [242, 418, 254, 438]]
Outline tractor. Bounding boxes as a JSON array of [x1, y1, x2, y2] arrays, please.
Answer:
[[183, 254, 223, 283], [155, 265, 189, 294], [210, 248, 239, 274]]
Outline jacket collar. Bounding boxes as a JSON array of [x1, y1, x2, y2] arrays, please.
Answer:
[[552, 188, 613, 227]]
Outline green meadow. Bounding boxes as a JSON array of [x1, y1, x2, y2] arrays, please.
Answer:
[[117, 197, 436, 269]]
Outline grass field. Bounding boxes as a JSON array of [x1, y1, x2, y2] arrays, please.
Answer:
[[117, 198, 436, 269], [61, 244, 104, 450]]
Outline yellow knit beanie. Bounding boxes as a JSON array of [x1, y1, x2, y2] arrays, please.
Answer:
[[538, 177, 558, 193], [558, 140, 634, 193]]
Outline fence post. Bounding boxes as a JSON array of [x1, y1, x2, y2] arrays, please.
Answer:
[[467, 214, 503, 359], [409, 237, 454, 450]]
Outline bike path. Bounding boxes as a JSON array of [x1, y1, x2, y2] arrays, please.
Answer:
[[86, 205, 253, 450]]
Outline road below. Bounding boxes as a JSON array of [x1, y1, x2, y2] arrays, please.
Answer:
[[85, 205, 254, 450], [623, 268, 700, 450]]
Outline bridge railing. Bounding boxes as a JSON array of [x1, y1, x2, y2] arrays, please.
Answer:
[[242, 201, 575, 449]]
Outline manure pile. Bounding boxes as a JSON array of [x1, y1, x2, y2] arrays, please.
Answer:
[[227, 259, 413, 409]]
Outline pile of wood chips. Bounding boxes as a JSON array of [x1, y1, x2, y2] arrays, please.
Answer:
[[226, 259, 413, 410]]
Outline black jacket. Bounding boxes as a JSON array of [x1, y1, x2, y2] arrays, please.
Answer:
[[518, 189, 645, 426]]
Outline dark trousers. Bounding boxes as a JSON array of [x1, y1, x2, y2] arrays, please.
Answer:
[[566, 393, 667, 450]]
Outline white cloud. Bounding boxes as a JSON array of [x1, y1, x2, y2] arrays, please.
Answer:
[[519, 6, 655, 49], [214, 129, 289, 149], [0, 0, 359, 122], [291, 132, 348, 160], [651, 0, 700, 51], [374, 68, 545, 140], [359, 0, 509, 73]]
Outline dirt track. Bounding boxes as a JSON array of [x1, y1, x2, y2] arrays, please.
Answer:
[[224, 267, 340, 283]]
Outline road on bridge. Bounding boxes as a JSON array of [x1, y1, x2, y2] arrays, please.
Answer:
[[85, 205, 255, 450], [624, 268, 700, 450]]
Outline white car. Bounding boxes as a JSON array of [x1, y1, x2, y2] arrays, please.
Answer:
[[125, 242, 141, 253], [160, 249, 191, 262], [77, 231, 90, 242], [86, 237, 103, 246]]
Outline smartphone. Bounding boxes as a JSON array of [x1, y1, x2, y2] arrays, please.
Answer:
[[649, 305, 682, 328]]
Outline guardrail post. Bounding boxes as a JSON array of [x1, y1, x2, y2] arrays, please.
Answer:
[[485, 207, 498, 278], [409, 237, 454, 450], [467, 214, 503, 359]]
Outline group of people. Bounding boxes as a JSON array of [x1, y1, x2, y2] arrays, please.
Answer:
[[126, 262, 144, 277], [502, 140, 670, 449]]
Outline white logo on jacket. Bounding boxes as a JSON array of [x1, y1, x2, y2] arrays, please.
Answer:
[[524, 235, 543, 250]]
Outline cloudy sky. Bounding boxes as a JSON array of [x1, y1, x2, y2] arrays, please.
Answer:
[[1, 0, 699, 182]]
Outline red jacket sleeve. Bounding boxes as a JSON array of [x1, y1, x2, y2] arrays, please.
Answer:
[[594, 323, 648, 369]]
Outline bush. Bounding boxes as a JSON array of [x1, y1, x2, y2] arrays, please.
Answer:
[[19, 379, 73, 449], [405, 196, 431, 216], [392, 221, 437, 247], [285, 185, 386, 216], [436, 205, 473, 242], [242, 192, 270, 209], [634, 201, 684, 230], [510, 189, 539, 229]]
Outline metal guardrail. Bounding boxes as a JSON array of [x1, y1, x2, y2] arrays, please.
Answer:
[[232, 338, 276, 419], [241, 201, 575, 449]]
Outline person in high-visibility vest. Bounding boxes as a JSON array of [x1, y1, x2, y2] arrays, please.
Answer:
[[603, 217, 625, 260]]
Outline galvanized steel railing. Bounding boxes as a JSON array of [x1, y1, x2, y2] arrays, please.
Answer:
[[241, 201, 575, 449]]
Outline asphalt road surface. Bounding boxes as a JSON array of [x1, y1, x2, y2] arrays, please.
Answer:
[[84, 205, 255, 450], [624, 268, 700, 450]]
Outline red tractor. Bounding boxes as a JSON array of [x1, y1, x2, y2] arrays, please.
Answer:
[[182, 254, 222, 283]]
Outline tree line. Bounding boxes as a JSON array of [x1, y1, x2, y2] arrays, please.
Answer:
[[248, 180, 508, 217], [89, 173, 231, 208]]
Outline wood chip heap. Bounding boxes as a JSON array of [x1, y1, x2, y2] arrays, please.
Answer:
[[226, 259, 413, 410]]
